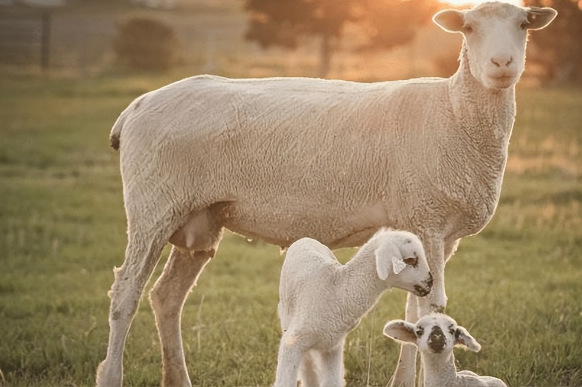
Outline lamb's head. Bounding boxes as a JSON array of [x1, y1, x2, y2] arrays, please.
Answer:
[[373, 230, 432, 297], [434, 1, 556, 90], [383, 314, 481, 356]]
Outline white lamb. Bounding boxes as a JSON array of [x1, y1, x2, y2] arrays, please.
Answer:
[[96, 3, 557, 387], [383, 314, 507, 387], [275, 229, 433, 387]]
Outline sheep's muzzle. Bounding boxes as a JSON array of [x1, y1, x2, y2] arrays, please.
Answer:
[[427, 325, 446, 353], [413, 272, 433, 297]]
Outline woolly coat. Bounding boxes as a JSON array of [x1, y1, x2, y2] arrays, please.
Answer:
[[111, 47, 514, 251]]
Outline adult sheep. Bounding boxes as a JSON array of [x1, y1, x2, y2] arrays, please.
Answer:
[[96, 2, 557, 387]]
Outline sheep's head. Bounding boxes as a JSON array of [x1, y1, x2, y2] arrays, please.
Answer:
[[373, 230, 432, 297], [433, 2, 557, 90], [383, 314, 481, 356]]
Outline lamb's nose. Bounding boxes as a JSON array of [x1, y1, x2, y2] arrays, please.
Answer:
[[428, 326, 446, 353]]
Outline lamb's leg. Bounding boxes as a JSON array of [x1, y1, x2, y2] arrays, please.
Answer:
[[96, 233, 167, 387], [150, 246, 218, 387], [389, 293, 420, 387], [298, 350, 320, 387], [319, 343, 346, 387], [274, 331, 305, 387]]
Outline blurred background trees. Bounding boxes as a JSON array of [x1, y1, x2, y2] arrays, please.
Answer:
[[244, 0, 440, 78], [524, 0, 582, 85], [1, 0, 581, 84]]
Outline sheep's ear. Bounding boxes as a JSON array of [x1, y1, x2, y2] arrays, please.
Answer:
[[383, 320, 418, 345], [454, 326, 482, 352], [375, 243, 403, 280], [433, 9, 465, 33], [525, 7, 557, 30]]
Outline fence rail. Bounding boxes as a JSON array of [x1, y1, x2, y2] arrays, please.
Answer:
[[0, 9, 51, 69]]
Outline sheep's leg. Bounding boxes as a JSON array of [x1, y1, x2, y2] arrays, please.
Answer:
[[391, 237, 447, 387], [298, 350, 320, 387], [96, 233, 167, 387], [274, 331, 305, 387], [389, 293, 420, 387], [149, 246, 218, 387], [319, 343, 346, 387]]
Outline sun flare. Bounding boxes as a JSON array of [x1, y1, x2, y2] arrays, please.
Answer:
[[440, 0, 522, 7]]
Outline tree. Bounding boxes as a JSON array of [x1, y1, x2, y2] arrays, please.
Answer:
[[524, 0, 582, 84], [244, 0, 439, 78]]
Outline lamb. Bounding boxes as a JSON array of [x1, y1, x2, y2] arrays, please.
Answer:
[[96, 2, 557, 387], [275, 229, 433, 387], [383, 314, 507, 387]]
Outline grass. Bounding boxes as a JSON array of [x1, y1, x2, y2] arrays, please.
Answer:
[[0, 70, 580, 387]]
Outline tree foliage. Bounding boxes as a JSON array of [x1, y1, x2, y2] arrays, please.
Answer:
[[524, 0, 582, 84], [244, 0, 439, 78]]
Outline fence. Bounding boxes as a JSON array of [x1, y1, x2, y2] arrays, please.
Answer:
[[0, 8, 51, 69]]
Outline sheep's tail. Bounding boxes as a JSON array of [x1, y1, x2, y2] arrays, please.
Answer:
[[110, 94, 146, 151], [109, 113, 124, 151]]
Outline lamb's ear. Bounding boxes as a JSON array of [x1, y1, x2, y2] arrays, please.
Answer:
[[433, 9, 465, 33], [375, 243, 403, 280], [525, 7, 557, 30], [454, 326, 482, 352], [383, 320, 418, 345]]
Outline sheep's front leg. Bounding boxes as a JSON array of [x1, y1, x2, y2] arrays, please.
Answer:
[[274, 331, 305, 387], [391, 236, 447, 387], [389, 293, 420, 387], [150, 246, 218, 387]]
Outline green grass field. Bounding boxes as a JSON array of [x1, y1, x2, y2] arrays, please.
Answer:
[[0, 70, 580, 387]]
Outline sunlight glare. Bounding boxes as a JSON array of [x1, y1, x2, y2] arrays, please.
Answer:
[[439, 0, 523, 7]]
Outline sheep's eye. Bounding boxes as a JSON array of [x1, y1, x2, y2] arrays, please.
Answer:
[[463, 24, 473, 33], [520, 21, 530, 29], [416, 327, 424, 337], [403, 257, 418, 267]]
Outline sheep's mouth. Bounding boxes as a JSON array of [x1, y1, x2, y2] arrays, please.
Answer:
[[413, 273, 433, 297], [487, 74, 519, 89], [428, 327, 447, 353]]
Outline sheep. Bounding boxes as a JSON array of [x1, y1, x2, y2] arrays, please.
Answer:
[[383, 313, 507, 387], [96, 2, 557, 386], [275, 229, 433, 387]]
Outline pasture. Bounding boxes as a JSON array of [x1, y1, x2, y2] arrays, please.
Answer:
[[0, 59, 581, 387]]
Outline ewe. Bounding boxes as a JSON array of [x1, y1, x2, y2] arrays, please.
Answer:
[[384, 314, 507, 387], [275, 229, 433, 387], [97, 2, 557, 386]]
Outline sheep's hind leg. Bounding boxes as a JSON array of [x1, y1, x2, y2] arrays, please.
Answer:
[[274, 331, 305, 387], [96, 232, 168, 387], [319, 343, 346, 387], [298, 350, 320, 387], [150, 219, 223, 387]]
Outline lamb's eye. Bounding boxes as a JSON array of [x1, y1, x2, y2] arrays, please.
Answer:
[[463, 24, 473, 33], [403, 257, 418, 267], [520, 21, 530, 29], [416, 327, 424, 337]]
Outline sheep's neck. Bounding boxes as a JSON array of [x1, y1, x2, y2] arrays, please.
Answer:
[[341, 244, 389, 319], [450, 42, 516, 142], [421, 351, 459, 387]]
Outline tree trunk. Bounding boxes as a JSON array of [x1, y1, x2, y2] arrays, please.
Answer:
[[318, 33, 333, 79]]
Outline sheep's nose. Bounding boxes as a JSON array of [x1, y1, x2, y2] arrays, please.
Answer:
[[491, 56, 513, 68], [428, 326, 447, 353]]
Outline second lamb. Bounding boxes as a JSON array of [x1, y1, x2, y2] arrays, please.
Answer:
[[274, 228, 433, 387]]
